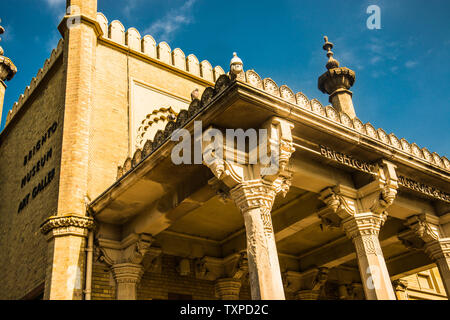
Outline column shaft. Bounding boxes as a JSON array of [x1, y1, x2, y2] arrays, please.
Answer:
[[242, 207, 285, 300], [352, 233, 396, 300]]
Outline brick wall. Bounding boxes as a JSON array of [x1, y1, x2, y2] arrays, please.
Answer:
[[0, 57, 65, 299], [91, 254, 255, 300]]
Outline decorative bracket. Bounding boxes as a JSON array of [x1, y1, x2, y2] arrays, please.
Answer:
[[398, 214, 449, 263], [97, 233, 154, 266], [318, 160, 398, 235], [195, 251, 248, 281], [283, 268, 329, 299]]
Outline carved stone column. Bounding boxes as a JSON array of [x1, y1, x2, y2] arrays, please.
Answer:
[[204, 117, 295, 300], [284, 268, 328, 300], [231, 181, 288, 300], [400, 214, 450, 297], [40, 215, 95, 300], [111, 263, 144, 300], [392, 279, 409, 300], [342, 213, 395, 300], [318, 160, 398, 300], [98, 233, 153, 300]]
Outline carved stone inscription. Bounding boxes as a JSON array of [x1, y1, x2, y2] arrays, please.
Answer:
[[398, 175, 450, 203], [17, 121, 58, 213], [319, 145, 376, 174]]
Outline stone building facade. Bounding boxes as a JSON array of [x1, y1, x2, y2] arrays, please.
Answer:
[[0, 0, 449, 300]]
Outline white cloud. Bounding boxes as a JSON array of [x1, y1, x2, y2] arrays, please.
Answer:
[[370, 56, 382, 65], [46, 0, 65, 7], [405, 60, 418, 68], [144, 0, 198, 41]]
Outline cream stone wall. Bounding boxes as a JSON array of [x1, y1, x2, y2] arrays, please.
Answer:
[[130, 80, 189, 152], [87, 35, 214, 200], [0, 56, 65, 299]]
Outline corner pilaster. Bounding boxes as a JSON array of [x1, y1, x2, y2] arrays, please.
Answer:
[[40, 215, 94, 300]]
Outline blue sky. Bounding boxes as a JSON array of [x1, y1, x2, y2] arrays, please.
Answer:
[[1, 0, 449, 156]]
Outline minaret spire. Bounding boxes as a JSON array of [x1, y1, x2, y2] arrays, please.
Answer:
[[318, 36, 356, 119], [0, 21, 18, 127], [323, 36, 340, 70]]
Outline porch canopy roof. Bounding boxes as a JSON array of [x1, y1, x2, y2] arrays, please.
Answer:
[[89, 72, 449, 274]]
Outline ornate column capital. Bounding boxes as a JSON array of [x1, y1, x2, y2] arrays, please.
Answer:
[[40, 214, 94, 240], [215, 278, 242, 300], [230, 180, 277, 213], [110, 263, 145, 300], [111, 263, 144, 284], [342, 211, 388, 240], [318, 185, 389, 238], [204, 116, 295, 191], [424, 239, 450, 261]]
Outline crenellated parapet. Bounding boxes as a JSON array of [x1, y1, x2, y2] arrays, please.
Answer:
[[95, 12, 225, 83], [4, 39, 64, 128]]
